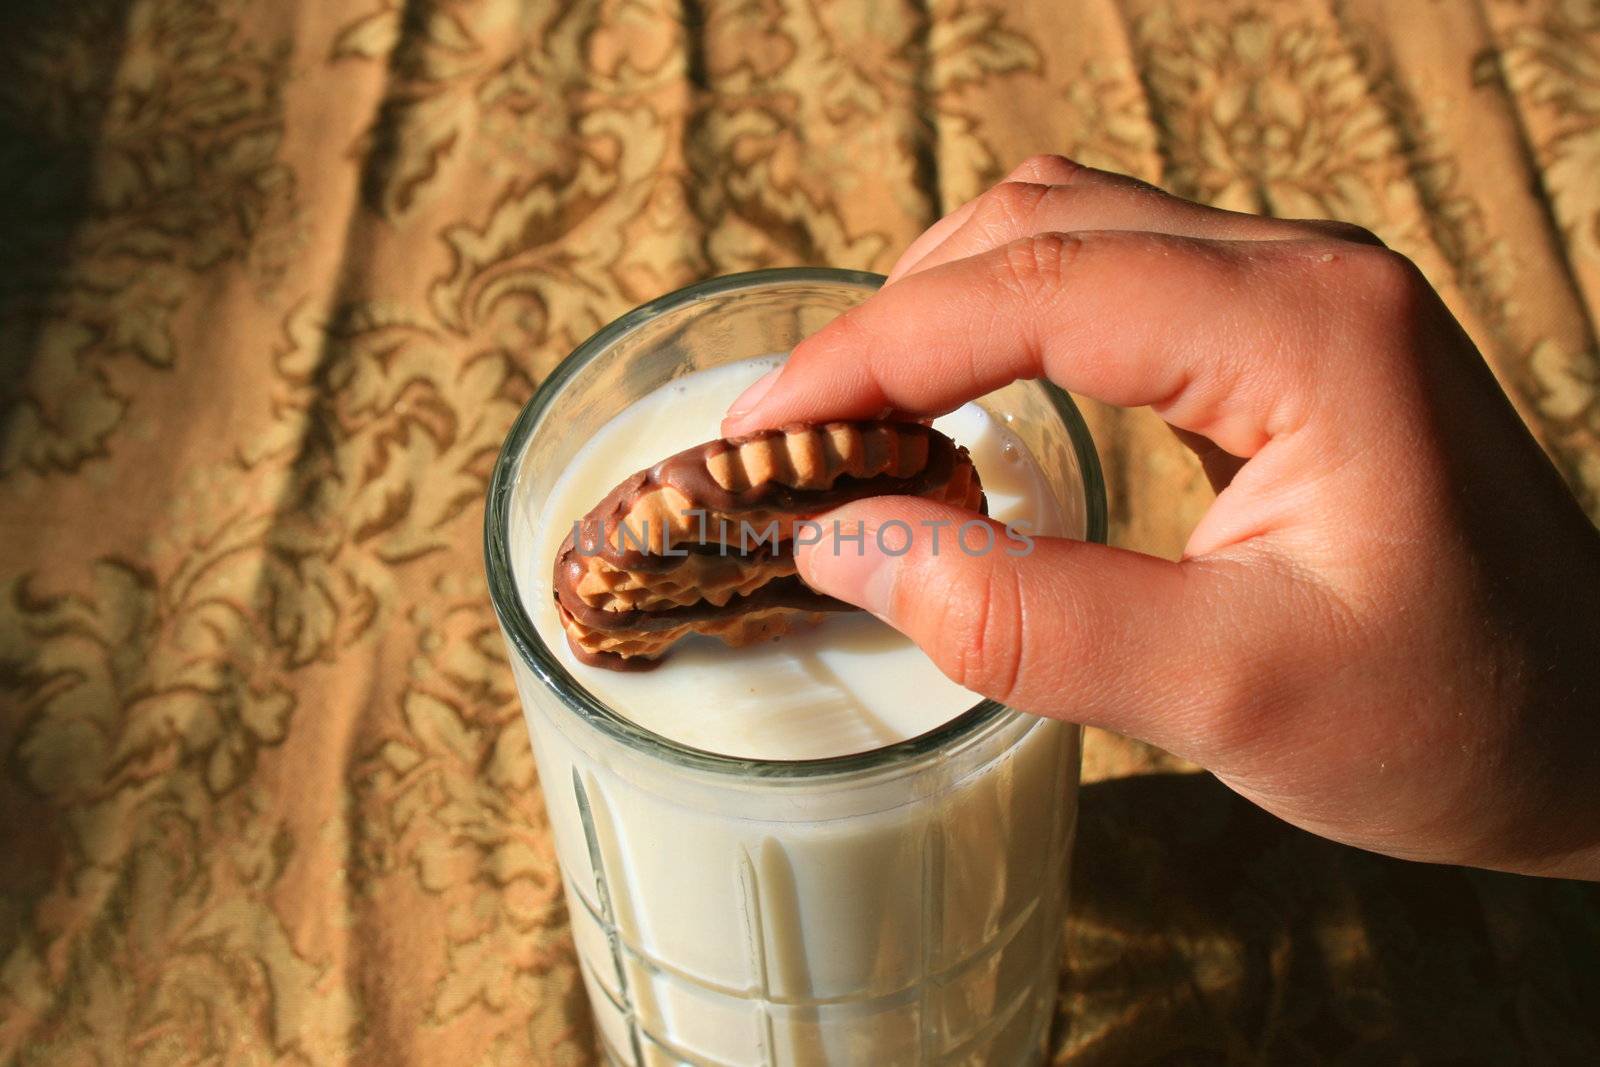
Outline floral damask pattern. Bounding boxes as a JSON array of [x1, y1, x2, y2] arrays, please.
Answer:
[[348, 579, 590, 1062], [1498, 0, 1600, 270], [1530, 338, 1600, 517], [428, 107, 679, 358], [332, 0, 605, 219], [1137, 6, 1405, 223], [691, 0, 931, 269], [0, 538, 352, 1062], [257, 303, 533, 662], [2, 1, 1599, 1065], [0, 0, 298, 478], [1492, 0, 1600, 517]]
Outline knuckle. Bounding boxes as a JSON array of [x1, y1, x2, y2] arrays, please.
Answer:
[[979, 180, 1049, 232], [914, 559, 1027, 701], [996, 231, 1083, 301], [1011, 153, 1083, 184], [1294, 240, 1432, 339], [1342, 245, 1430, 324]]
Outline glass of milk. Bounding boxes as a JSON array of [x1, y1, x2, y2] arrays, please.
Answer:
[[485, 269, 1107, 1066]]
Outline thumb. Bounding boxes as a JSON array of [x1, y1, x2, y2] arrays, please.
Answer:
[[795, 497, 1233, 751]]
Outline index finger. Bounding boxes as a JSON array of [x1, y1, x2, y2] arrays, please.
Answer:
[[720, 230, 1396, 459]]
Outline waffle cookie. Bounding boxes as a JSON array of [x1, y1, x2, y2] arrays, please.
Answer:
[[552, 420, 986, 669]]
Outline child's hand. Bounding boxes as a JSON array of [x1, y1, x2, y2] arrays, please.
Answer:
[[724, 156, 1600, 880]]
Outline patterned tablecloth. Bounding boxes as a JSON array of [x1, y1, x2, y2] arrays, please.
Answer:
[[3, 1, 1599, 1063]]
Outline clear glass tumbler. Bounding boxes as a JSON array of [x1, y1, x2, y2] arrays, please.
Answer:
[[485, 269, 1108, 1066]]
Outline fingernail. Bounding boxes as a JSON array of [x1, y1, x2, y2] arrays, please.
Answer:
[[726, 367, 782, 418], [798, 525, 899, 620]]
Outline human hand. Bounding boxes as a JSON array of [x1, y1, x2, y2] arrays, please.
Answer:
[[722, 156, 1600, 880]]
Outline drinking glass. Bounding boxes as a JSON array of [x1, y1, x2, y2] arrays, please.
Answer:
[[485, 268, 1108, 1066]]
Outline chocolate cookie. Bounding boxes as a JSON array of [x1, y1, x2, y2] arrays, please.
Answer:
[[552, 421, 985, 669]]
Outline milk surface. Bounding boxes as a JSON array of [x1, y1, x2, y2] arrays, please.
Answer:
[[522, 356, 1066, 759]]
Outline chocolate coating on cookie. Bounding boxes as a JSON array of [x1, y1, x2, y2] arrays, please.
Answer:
[[552, 421, 986, 669]]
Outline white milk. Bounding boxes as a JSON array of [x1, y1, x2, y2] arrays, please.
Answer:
[[507, 358, 1081, 1065], [521, 356, 1066, 760]]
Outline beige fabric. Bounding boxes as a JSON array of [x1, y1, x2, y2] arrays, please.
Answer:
[[2, 0, 1598, 1063]]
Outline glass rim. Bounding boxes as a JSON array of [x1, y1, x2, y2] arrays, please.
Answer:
[[483, 267, 1108, 780]]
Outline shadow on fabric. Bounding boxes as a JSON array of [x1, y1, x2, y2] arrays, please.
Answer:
[[0, 0, 139, 459], [1051, 771, 1600, 1064]]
